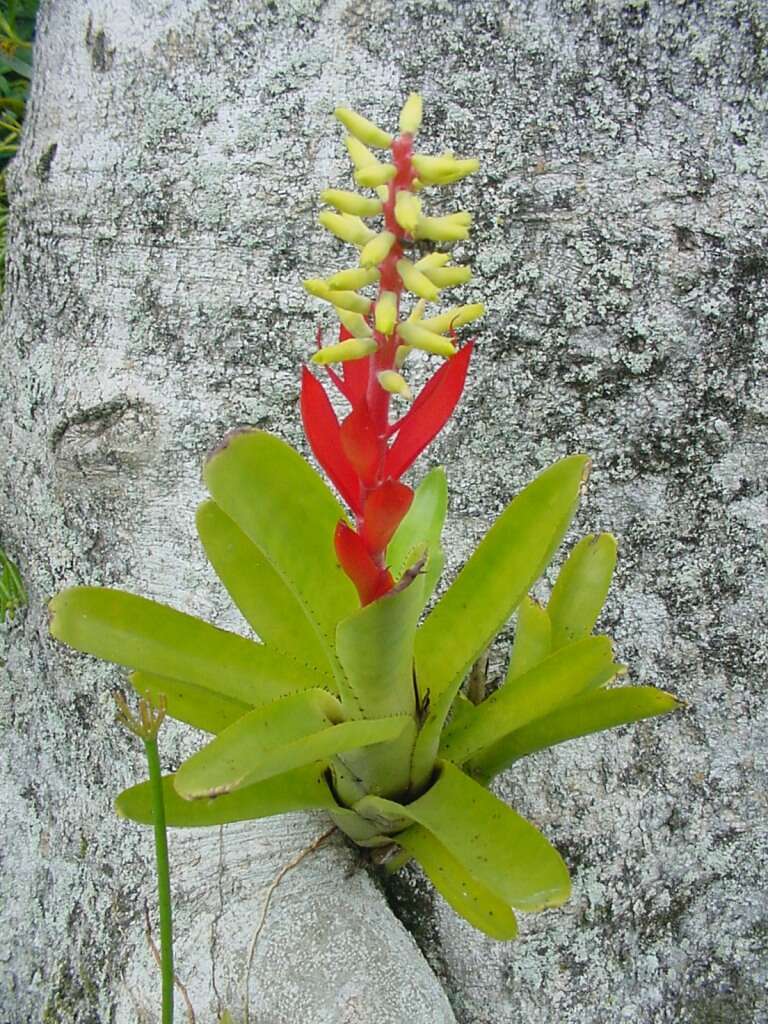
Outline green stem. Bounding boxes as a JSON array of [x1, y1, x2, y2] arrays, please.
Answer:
[[143, 737, 174, 1024]]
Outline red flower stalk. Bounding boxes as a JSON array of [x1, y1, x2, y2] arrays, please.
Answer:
[[301, 94, 482, 605]]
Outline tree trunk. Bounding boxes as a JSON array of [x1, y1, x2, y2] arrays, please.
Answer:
[[1, 0, 765, 1022]]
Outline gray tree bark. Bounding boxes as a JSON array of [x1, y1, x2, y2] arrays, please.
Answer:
[[1, 0, 766, 1022]]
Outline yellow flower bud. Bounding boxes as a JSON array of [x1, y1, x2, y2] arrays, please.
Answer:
[[326, 290, 373, 315], [396, 258, 441, 301], [311, 337, 377, 365], [411, 154, 480, 185], [415, 212, 472, 242], [345, 135, 377, 171], [395, 344, 411, 369], [394, 191, 422, 234], [407, 298, 427, 322], [359, 231, 396, 268], [354, 163, 396, 188], [397, 320, 457, 357], [377, 370, 413, 400], [414, 252, 451, 272], [327, 267, 380, 290], [303, 278, 331, 299], [419, 303, 485, 334], [399, 93, 423, 136], [335, 307, 373, 337], [321, 189, 383, 217], [423, 265, 473, 288], [335, 107, 393, 149], [319, 211, 375, 246], [375, 291, 398, 334]]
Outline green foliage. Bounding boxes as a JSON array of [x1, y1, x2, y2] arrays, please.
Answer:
[[0, 544, 25, 621], [0, 0, 38, 291], [51, 429, 679, 940]]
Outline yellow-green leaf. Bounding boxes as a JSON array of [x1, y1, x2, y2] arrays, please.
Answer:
[[548, 533, 617, 650], [469, 685, 681, 781], [116, 763, 336, 826], [49, 587, 325, 707]]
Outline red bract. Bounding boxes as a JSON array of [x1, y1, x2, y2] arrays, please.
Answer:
[[340, 405, 380, 486], [334, 521, 394, 606], [300, 368, 362, 514], [361, 480, 413, 552], [386, 342, 474, 480]]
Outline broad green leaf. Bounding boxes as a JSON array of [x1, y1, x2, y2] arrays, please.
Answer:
[[507, 596, 551, 680], [415, 455, 590, 705], [469, 685, 681, 781], [203, 430, 358, 702], [174, 688, 411, 799], [49, 587, 326, 706], [387, 466, 447, 599], [131, 672, 250, 734], [116, 763, 336, 827], [395, 825, 518, 940], [329, 806, 394, 847], [197, 500, 331, 677], [336, 717, 418, 799], [364, 761, 571, 912], [336, 575, 425, 721], [440, 636, 621, 765], [548, 533, 617, 650]]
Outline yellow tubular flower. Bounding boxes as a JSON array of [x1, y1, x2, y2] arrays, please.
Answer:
[[355, 163, 396, 188], [303, 278, 332, 299], [377, 370, 413, 399], [335, 308, 373, 337], [407, 299, 427, 322], [359, 231, 396, 268], [411, 154, 480, 185], [321, 189, 383, 217], [319, 211, 375, 246], [311, 337, 377, 364], [395, 344, 410, 369], [396, 258, 441, 302], [345, 135, 378, 171], [335, 107, 393, 149], [326, 290, 373, 315], [415, 212, 472, 242], [397, 320, 457, 356], [327, 267, 380, 290], [399, 92, 423, 136], [422, 265, 473, 288], [414, 252, 451, 271], [419, 303, 485, 334], [394, 191, 422, 234], [375, 291, 398, 334]]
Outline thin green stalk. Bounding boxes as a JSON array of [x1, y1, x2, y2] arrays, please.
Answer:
[[144, 735, 174, 1024]]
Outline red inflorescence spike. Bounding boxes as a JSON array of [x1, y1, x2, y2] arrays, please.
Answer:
[[340, 403, 381, 486], [334, 520, 393, 606], [300, 368, 362, 513], [385, 342, 474, 480], [361, 480, 414, 553]]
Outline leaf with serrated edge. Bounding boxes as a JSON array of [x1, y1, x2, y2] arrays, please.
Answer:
[[197, 500, 331, 677], [469, 686, 681, 781], [174, 688, 411, 799], [395, 825, 518, 940], [203, 430, 358, 704], [131, 671, 250, 734], [364, 761, 570, 912], [410, 456, 589, 789], [49, 587, 325, 706], [441, 636, 619, 765], [387, 466, 447, 599], [116, 763, 336, 826], [548, 533, 617, 650]]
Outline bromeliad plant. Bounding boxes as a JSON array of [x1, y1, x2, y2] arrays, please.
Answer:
[[50, 94, 679, 941]]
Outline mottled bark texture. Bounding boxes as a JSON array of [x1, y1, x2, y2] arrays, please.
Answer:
[[0, 0, 766, 1021]]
